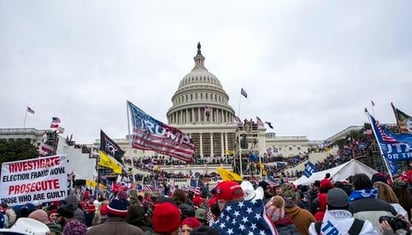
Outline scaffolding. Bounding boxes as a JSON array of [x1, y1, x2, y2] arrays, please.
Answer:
[[233, 120, 264, 181]]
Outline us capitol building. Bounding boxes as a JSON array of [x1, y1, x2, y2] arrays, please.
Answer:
[[1, 43, 335, 180]]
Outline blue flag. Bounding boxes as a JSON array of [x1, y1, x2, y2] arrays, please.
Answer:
[[368, 112, 412, 161], [248, 152, 259, 162], [189, 178, 201, 195], [303, 161, 317, 178]]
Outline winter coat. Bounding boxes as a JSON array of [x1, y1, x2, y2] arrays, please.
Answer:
[[308, 209, 379, 235], [285, 205, 316, 235]]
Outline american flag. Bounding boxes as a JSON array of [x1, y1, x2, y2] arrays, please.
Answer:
[[127, 101, 195, 163], [39, 143, 54, 156], [189, 178, 201, 195], [212, 199, 278, 235], [142, 185, 153, 192], [50, 117, 61, 128], [234, 116, 243, 126], [376, 120, 399, 143], [52, 117, 61, 123], [367, 111, 399, 144], [204, 106, 212, 114], [207, 208, 214, 223]]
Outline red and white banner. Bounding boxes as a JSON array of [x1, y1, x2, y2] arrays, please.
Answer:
[[0, 155, 68, 206]]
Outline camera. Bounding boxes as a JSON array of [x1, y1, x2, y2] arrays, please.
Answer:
[[379, 216, 407, 231]]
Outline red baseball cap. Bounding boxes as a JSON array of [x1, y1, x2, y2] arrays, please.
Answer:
[[213, 181, 244, 201]]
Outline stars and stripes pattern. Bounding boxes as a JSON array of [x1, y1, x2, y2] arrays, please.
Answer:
[[127, 101, 195, 163], [212, 199, 278, 235], [234, 116, 243, 126], [50, 117, 61, 128], [376, 120, 399, 143], [189, 178, 201, 195]]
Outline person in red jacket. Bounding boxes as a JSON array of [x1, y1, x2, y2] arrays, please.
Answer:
[[84, 195, 96, 227]]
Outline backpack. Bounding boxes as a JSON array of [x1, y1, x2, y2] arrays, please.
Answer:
[[314, 218, 364, 235]]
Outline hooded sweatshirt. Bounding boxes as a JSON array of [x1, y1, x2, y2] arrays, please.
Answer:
[[61, 195, 85, 223], [285, 205, 316, 235]]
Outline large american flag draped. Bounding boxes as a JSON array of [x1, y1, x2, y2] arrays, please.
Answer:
[[127, 101, 195, 163], [212, 199, 278, 235]]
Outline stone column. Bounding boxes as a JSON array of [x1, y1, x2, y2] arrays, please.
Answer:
[[200, 133, 203, 158], [224, 132, 228, 154], [210, 133, 213, 158], [221, 132, 224, 157]]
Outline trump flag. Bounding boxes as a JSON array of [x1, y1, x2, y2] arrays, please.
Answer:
[[127, 101, 195, 163]]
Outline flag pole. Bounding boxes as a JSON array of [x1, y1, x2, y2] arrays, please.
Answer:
[[95, 144, 100, 197], [24, 108, 28, 128], [391, 102, 401, 132], [365, 109, 394, 181], [370, 100, 376, 117], [237, 92, 243, 178], [238, 92, 241, 120], [238, 133, 243, 177], [126, 101, 135, 185]]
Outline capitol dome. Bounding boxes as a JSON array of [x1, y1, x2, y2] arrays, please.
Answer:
[[167, 43, 236, 125]]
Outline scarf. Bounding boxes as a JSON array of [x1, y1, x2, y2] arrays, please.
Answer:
[[348, 188, 378, 201]]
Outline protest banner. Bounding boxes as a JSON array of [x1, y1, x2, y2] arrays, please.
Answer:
[[0, 155, 68, 206]]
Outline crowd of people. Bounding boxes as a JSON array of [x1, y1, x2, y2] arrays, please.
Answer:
[[2, 170, 412, 234]]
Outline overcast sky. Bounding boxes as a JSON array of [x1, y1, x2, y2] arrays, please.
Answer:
[[1, 1, 411, 144]]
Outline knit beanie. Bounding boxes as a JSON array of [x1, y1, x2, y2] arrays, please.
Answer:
[[100, 204, 108, 216], [28, 209, 50, 224], [281, 189, 297, 208], [152, 202, 181, 234], [57, 205, 74, 219], [372, 173, 388, 184], [63, 219, 87, 235], [181, 217, 202, 229], [265, 196, 285, 222], [107, 191, 129, 217]]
